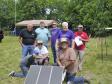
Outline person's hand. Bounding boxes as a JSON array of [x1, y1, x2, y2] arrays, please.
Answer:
[[60, 66, 65, 69], [21, 43, 24, 47], [33, 44, 37, 48], [78, 37, 82, 41], [48, 41, 51, 48]]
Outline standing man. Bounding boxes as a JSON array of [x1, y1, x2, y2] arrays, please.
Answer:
[[56, 22, 74, 50], [19, 24, 37, 77], [35, 21, 51, 48], [19, 24, 37, 59], [74, 25, 89, 71], [50, 22, 61, 64]]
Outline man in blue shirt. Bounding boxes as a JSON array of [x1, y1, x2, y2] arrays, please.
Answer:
[[35, 21, 51, 48], [56, 22, 75, 50]]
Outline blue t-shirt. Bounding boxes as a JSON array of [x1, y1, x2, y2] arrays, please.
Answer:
[[50, 27, 61, 47], [58, 29, 74, 47], [35, 28, 51, 46]]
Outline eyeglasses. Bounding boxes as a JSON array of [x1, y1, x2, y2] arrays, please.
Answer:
[[38, 43, 43, 45]]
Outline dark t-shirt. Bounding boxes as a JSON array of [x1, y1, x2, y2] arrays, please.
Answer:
[[19, 29, 37, 45], [26, 56, 35, 68], [0, 30, 4, 39]]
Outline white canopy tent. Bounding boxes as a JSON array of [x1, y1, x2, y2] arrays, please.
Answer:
[[16, 20, 55, 27]]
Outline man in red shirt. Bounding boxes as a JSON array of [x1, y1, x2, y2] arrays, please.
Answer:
[[74, 25, 89, 71]]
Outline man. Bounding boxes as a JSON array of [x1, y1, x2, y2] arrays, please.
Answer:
[[19, 24, 37, 59], [74, 25, 89, 71], [35, 21, 51, 48], [33, 40, 49, 65], [9, 55, 35, 78], [9, 40, 49, 78], [56, 22, 74, 50], [57, 38, 90, 84], [18, 24, 37, 77], [50, 22, 60, 64]]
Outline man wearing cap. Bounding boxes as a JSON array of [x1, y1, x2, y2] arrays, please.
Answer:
[[50, 21, 61, 64], [74, 25, 89, 71], [57, 37, 90, 84], [33, 40, 49, 65], [9, 40, 49, 78], [56, 22, 74, 50], [35, 21, 51, 48]]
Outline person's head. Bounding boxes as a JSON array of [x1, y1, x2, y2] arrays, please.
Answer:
[[40, 21, 45, 28], [62, 22, 68, 31], [77, 25, 84, 32], [60, 38, 69, 50], [27, 24, 33, 31], [52, 22, 57, 28], [37, 40, 43, 49]]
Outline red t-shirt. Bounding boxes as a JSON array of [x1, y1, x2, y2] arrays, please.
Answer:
[[74, 31, 89, 50]]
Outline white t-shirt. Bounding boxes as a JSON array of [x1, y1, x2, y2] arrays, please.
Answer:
[[33, 46, 48, 55]]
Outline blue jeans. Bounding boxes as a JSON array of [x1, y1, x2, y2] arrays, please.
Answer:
[[66, 72, 84, 84], [13, 56, 32, 78], [51, 46, 57, 64], [22, 45, 34, 58], [13, 72, 26, 78]]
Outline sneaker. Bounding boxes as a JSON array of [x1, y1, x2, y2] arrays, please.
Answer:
[[8, 71, 15, 77], [84, 78, 90, 84]]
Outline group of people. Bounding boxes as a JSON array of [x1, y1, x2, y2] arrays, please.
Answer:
[[9, 21, 90, 84]]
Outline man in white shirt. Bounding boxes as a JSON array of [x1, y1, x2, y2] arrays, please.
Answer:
[[8, 40, 49, 78], [33, 40, 49, 65]]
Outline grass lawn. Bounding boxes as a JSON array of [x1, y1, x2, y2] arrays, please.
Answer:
[[0, 36, 112, 84]]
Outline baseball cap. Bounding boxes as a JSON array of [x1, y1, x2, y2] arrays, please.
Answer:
[[78, 25, 83, 28], [37, 40, 43, 44], [60, 38, 68, 43]]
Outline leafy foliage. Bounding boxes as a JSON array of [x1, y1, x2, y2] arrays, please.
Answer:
[[0, 0, 112, 35]]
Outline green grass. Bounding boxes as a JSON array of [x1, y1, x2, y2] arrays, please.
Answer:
[[0, 36, 112, 84]]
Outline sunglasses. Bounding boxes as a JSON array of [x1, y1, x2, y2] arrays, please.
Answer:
[[38, 43, 43, 45]]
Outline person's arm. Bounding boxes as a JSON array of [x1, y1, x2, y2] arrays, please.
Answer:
[[71, 31, 75, 48], [80, 33, 89, 42], [57, 58, 62, 66], [34, 40, 37, 47], [55, 39, 59, 51], [19, 30, 24, 47], [57, 56, 65, 67], [46, 29, 51, 40], [81, 38, 89, 42], [34, 32, 38, 47], [71, 39, 75, 49], [47, 29, 51, 47], [41, 53, 49, 58], [64, 60, 75, 68], [56, 52, 65, 69], [19, 36, 23, 47]]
